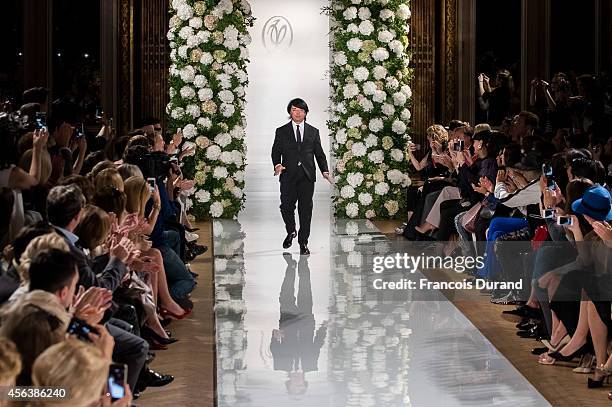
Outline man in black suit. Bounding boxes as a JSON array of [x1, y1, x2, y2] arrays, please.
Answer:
[[271, 98, 331, 255]]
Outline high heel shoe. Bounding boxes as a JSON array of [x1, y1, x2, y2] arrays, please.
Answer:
[[159, 307, 192, 320], [541, 335, 570, 352], [588, 364, 612, 388], [141, 326, 179, 345], [543, 344, 588, 365]]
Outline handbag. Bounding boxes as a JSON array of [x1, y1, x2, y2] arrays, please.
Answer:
[[460, 202, 483, 233], [479, 194, 498, 219]]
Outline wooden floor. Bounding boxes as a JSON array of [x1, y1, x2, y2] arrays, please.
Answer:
[[139, 221, 215, 407], [140, 219, 612, 406]]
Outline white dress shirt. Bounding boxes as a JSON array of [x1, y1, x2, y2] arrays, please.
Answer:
[[292, 121, 304, 143]]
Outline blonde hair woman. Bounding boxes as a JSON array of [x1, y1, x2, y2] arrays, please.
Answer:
[[94, 168, 124, 192], [407, 124, 450, 171], [31, 339, 131, 407], [123, 176, 188, 335]]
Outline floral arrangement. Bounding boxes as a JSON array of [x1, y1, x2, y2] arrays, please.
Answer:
[[167, 0, 254, 219], [327, 0, 413, 219]]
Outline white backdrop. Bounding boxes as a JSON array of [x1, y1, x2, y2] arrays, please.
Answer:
[[244, 0, 330, 193]]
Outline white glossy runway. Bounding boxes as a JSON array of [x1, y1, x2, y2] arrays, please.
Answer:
[[212, 164, 550, 407]]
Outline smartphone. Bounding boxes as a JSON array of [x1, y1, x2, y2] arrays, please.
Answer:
[[453, 139, 464, 152], [146, 177, 156, 192], [557, 216, 573, 226], [35, 112, 46, 129], [542, 164, 555, 189], [543, 208, 555, 219], [95, 106, 103, 119], [67, 317, 98, 342], [108, 363, 127, 401]]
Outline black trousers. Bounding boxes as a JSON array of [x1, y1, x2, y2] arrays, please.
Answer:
[[280, 168, 315, 245]]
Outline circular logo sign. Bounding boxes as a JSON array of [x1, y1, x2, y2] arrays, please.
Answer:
[[262, 16, 294, 50]]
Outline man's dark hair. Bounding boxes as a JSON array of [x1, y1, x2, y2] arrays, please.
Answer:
[[448, 120, 469, 131], [570, 157, 598, 182], [46, 185, 86, 228], [123, 145, 150, 164], [47, 99, 79, 133], [287, 98, 309, 114], [22, 87, 49, 105], [457, 125, 474, 139], [28, 249, 77, 294], [11, 222, 56, 265], [19, 103, 41, 120]]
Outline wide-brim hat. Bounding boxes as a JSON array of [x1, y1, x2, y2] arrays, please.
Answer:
[[571, 185, 612, 221]]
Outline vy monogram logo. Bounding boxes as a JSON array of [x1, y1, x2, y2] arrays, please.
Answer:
[[262, 16, 293, 50]]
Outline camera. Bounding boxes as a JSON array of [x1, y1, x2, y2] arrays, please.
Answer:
[[67, 317, 99, 342], [108, 363, 127, 401], [135, 151, 172, 180], [543, 208, 555, 219], [146, 177, 156, 192]]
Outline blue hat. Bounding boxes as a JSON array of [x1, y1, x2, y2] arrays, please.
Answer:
[[571, 185, 612, 221]]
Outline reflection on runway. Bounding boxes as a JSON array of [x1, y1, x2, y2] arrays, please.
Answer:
[[213, 164, 549, 406]]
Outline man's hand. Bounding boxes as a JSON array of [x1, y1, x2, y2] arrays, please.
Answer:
[[322, 172, 333, 184], [33, 128, 49, 150], [274, 164, 285, 176]]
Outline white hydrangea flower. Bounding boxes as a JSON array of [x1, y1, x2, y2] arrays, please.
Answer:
[[401, 85, 413, 98], [220, 103, 235, 118], [359, 98, 374, 112], [178, 46, 188, 59], [397, 4, 412, 20], [365, 209, 376, 219], [210, 201, 224, 218], [373, 66, 387, 80], [353, 67, 369, 82], [372, 47, 390, 62], [217, 73, 232, 89], [198, 88, 213, 101], [378, 30, 394, 43], [336, 129, 348, 144], [368, 118, 384, 133], [186, 35, 201, 47], [382, 103, 395, 116], [206, 145, 222, 160], [177, 3, 194, 20], [193, 75, 208, 88], [180, 66, 196, 82], [351, 142, 367, 157], [390, 149, 404, 161], [382, 136, 394, 150], [386, 76, 400, 89], [333, 52, 348, 66], [358, 192, 373, 205], [231, 187, 243, 199], [368, 150, 384, 164], [401, 108, 412, 121], [180, 86, 196, 99], [219, 90, 235, 104], [343, 83, 360, 99], [387, 169, 405, 184], [392, 120, 407, 134], [213, 166, 229, 179], [358, 7, 371, 20], [365, 134, 378, 147], [195, 189, 211, 203], [393, 92, 407, 106], [346, 203, 359, 218], [186, 104, 201, 118], [343, 7, 358, 20], [358, 20, 375, 36], [189, 17, 203, 29], [214, 133, 232, 148], [178, 26, 194, 40], [375, 182, 389, 195], [200, 52, 214, 65], [234, 171, 245, 182], [346, 23, 360, 34], [231, 150, 244, 165], [362, 81, 377, 96], [380, 9, 394, 20], [182, 124, 197, 139], [372, 90, 387, 103], [170, 107, 184, 119], [347, 172, 364, 187], [340, 185, 355, 199], [347, 38, 363, 52], [346, 114, 362, 128], [224, 39, 240, 50], [389, 40, 404, 54], [219, 151, 233, 164]]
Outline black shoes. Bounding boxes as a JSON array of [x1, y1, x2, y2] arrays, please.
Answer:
[[283, 231, 297, 249], [136, 367, 174, 393], [299, 244, 310, 255], [185, 241, 207, 261]]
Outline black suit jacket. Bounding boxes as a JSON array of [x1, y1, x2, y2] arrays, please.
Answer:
[[271, 122, 329, 183]]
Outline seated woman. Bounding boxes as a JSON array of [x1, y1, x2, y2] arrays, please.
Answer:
[[538, 186, 612, 393]]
